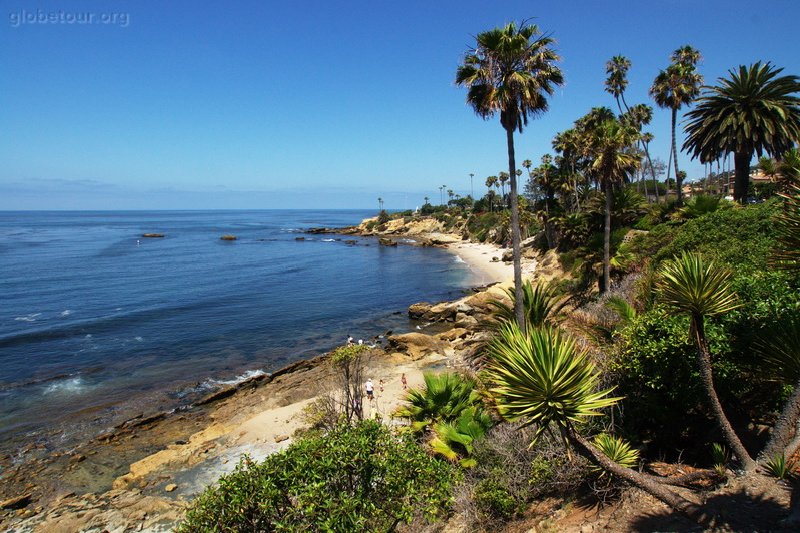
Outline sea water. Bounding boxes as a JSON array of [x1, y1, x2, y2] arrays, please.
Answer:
[[0, 210, 473, 448]]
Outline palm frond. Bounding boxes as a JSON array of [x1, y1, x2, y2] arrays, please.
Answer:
[[657, 252, 741, 318]]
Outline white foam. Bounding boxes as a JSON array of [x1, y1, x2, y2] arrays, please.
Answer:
[[209, 369, 267, 387], [14, 313, 41, 322], [134, 336, 143, 342], [322, 238, 335, 242], [453, 255, 466, 264], [43, 377, 86, 396], [84, 334, 92, 339], [60, 310, 72, 317]]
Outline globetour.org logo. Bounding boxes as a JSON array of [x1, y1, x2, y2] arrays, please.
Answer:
[[9, 9, 130, 28]]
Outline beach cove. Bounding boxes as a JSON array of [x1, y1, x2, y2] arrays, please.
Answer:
[[0, 211, 540, 531]]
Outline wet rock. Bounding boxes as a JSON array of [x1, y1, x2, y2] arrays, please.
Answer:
[[164, 484, 177, 492], [344, 240, 357, 245], [220, 235, 237, 241], [69, 454, 86, 464], [141, 233, 164, 238], [294, 236, 305, 241], [378, 238, 397, 247]]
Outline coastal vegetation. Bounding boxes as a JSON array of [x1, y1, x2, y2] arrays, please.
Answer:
[[175, 19, 800, 533]]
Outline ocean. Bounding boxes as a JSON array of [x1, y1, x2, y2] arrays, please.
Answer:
[[0, 210, 474, 450]]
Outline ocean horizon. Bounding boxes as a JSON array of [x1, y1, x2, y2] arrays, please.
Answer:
[[0, 209, 474, 452]]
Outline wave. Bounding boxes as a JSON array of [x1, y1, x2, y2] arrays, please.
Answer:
[[42, 377, 87, 396], [208, 369, 267, 386], [14, 313, 41, 322], [452, 255, 466, 264], [0, 299, 227, 350], [60, 310, 72, 317], [322, 238, 336, 242]]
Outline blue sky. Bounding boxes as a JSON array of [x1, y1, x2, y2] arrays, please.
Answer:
[[1, 0, 798, 210]]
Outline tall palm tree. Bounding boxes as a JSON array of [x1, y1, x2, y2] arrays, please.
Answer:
[[588, 117, 641, 292], [683, 62, 800, 203], [456, 21, 564, 332], [498, 171, 509, 200], [486, 323, 712, 524], [605, 55, 631, 114], [650, 46, 703, 204], [658, 252, 755, 471]]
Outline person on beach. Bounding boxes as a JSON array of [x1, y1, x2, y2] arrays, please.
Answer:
[[401, 373, 407, 390], [366, 378, 374, 401], [379, 379, 384, 394], [347, 334, 353, 345]]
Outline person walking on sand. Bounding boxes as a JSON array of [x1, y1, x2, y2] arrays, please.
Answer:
[[379, 379, 384, 394], [401, 373, 407, 390], [365, 378, 374, 401]]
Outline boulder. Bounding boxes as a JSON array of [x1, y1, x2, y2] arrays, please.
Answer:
[[429, 302, 456, 321], [455, 313, 479, 328], [141, 233, 164, 238], [439, 328, 468, 342], [378, 238, 397, 247], [408, 302, 433, 320], [387, 332, 447, 360], [501, 250, 513, 262], [220, 235, 237, 241], [164, 484, 177, 492]]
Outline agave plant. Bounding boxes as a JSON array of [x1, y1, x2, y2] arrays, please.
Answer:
[[394, 372, 481, 433], [487, 280, 560, 331], [429, 406, 493, 467], [658, 252, 755, 471]]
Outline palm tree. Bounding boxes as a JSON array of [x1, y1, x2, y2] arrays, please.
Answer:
[[650, 46, 703, 205], [588, 117, 641, 292], [486, 323, 712, 524], [424, 196, 430, 206], [658, 252, 755, 471], [394, 372, 482, 433], [605, 55, 631, 114], [377, 197, 384, 211], [683, 62, 800, 203], [439, 184, 446, 205], [498, 171, 509, 200], [456, 21, 564, 332]]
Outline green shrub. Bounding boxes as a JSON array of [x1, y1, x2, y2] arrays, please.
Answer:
[[474, 475, 520, 520], [377, 210, 390, 224], [177, 420, 457, 532]]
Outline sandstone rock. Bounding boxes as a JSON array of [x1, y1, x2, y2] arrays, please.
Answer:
[[274, 434, 290, 443], [1, 493, 32, 509], [439, 328, 468, 342], [164, 484, 177, 492], [429, 302, 456, 321], [387, 332, 447, 360], [502, 250, 513, 262], [491, 256, 499, 262], [455, 314, 479, 328], [141, 233, 164, 238], [455, 302, 473, 314], [378, 238, 397, 247], [408, 302, 433, 320], [69, 454, 86, 464], [220, 235, 237, 241]]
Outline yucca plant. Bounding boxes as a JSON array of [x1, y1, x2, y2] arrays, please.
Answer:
[[771, 184, 800, 273], [394, 372, 481, 433], [764, 453, 797, 481], [484, 322, 709, 522], [487, 280, 560, 331], [486, 323, 621, 446], [592, 433, 640, 475], [658, 252, 755, 471], [711, 443, 731, 477], [754, 313, 800, 464]]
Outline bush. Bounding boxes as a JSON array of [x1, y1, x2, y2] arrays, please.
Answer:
[[177, 420, 457, 532], [377, 210, 390, 224]]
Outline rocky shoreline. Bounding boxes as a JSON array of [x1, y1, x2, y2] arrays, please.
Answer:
[[1, 219, 532, 532]]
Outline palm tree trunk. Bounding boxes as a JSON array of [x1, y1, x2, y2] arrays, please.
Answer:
[[568, 430, 714, 527], [506, 126, 525, 333], [693, 316, 757, 471], [758, 378, 800, 463], [672, 107, 683, 205], [602, 182, 612, 293], [733, 151, 751, 204]]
